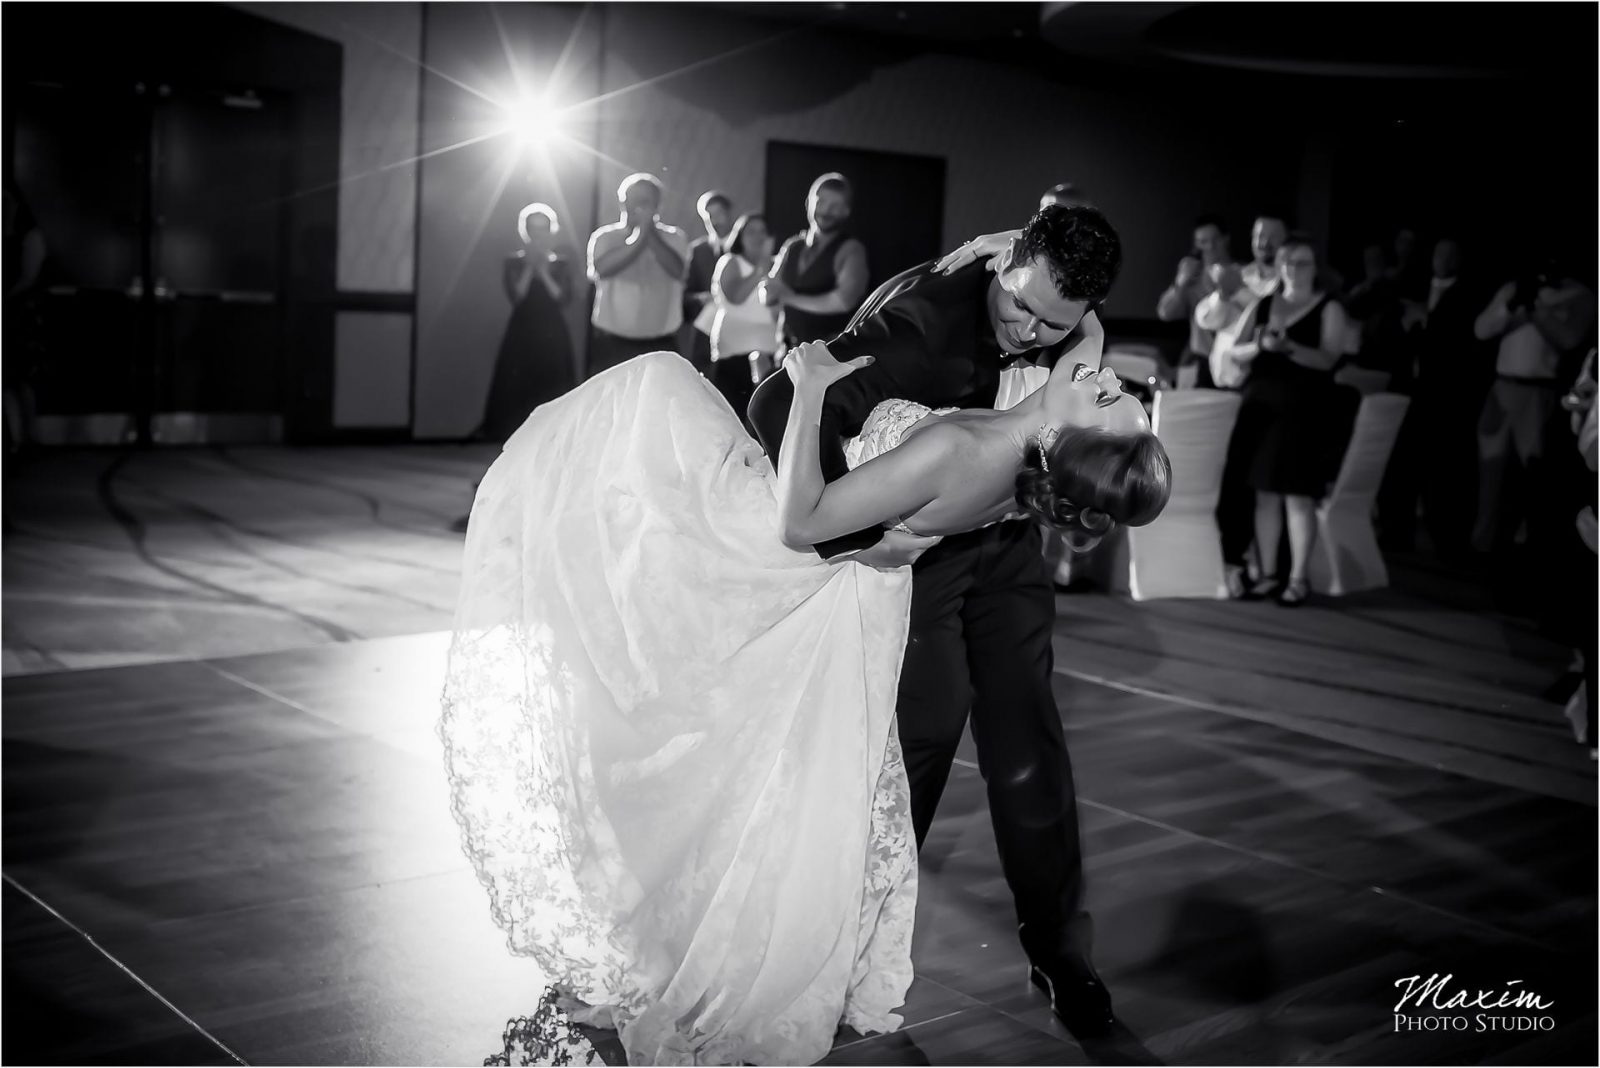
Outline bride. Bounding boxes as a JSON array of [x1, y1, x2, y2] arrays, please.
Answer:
[[440, 336, 1169, 1066]]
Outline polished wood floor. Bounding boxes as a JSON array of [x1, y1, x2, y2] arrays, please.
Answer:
[[3, 447, 1596, 1065]]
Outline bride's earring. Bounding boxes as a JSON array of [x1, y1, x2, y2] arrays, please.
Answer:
[[1036, 425, 1059, 471]]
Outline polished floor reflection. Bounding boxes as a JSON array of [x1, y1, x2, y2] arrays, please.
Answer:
[[3, 448, 1595, 1065]]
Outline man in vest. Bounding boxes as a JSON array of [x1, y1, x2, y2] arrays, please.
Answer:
[[759, 172, 869, 348]]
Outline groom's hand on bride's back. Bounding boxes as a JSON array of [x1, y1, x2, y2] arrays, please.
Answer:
[[830, 529, 943, 571]]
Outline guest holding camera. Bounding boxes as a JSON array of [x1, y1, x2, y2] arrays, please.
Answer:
[[1470, 255, 1596, 557], [1156, 216, 1236, 387]]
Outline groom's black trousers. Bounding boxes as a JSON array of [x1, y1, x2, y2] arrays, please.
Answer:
[[902, 520, 1090, 958]]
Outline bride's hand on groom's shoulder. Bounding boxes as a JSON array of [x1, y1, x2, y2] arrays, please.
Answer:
[[934, 231, 1019, 275], [783, 341, 874, 394]]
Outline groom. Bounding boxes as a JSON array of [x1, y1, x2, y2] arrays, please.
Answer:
[[747, 204, 1121, 1039]]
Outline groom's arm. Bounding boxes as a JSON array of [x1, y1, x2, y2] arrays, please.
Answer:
[[748, 300, 947, 558]]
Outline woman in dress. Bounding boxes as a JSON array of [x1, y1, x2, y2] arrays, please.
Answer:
[[1215, 235, 1360, 605], [440, 337, 1169, 1065], [479, 203, 577, 442], [707, 212, 779, 426]]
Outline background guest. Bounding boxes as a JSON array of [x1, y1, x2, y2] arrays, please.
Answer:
[[1196, 214, 1287, 390], [1565, 352, 1597, 755], [585, 172, 689, 377], [708, 212, 779, 426], [1157, 214, 1235, 387], [1377, 238, 1487, 555], [1216, 235, 1360, 606], [760, 172, 869, 348], [478, 203, 576, 443], [1470, 253, 1597, 562], [683, 189, 733, 375], [1343, 242, 1407, 385]]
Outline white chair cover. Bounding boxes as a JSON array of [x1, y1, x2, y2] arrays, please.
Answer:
[[1308, 393, 1410, 595], [1102, 390, 1242, 600]]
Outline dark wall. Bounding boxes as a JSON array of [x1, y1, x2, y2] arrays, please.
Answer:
[[5, 3, 340, 440]]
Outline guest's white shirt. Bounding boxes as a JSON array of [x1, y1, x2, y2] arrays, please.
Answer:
[[710, 254, 779, 359], [1194, 261, 1278, 334], [1475, 280, 1597, 381], [586, 220, 690, 339]]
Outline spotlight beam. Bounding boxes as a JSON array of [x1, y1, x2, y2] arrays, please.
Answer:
[[430, 148, 524, 320], [336, 17, 509, 110], [553, 134, 643, 179], [561, 22, 812, 115], [548, 2, 597, 98], [488, 3, 529, 102], [236, 129, 504, 218]]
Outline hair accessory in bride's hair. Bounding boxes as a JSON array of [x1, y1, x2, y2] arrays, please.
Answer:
[[1035, 425, 1060, 473]]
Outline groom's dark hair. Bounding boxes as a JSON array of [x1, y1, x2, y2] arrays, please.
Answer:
[[1017, 205, 1122, 304]]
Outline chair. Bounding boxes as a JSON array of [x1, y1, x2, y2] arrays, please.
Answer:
[[1098, 389, 1242, 600], [1307, 393, 1410, 596], [1333, 365, 1392, 395]]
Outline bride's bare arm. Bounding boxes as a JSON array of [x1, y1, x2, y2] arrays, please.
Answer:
[[777, 343, 952, 551]]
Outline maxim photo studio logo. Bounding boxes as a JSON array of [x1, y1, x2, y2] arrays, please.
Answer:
[[1393, 974, 1556, 1033]]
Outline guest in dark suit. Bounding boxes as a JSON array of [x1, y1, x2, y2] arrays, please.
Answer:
[[759, 173, 870, 349], [1379, 238, 1490, 556], [748, 205, 1123, 1039]]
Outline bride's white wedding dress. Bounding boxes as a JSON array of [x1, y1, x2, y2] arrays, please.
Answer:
[[441, 352, 949, 1066]]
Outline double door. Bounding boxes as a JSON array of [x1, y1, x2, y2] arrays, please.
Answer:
[[14, 79, 288, 444]]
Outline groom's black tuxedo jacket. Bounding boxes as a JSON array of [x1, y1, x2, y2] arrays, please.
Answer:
[[747, 259, 1099, 559]]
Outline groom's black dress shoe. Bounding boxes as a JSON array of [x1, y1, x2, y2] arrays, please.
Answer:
[[1029, 956, 1116, 1040]]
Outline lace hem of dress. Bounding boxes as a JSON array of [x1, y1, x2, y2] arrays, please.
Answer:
[[485, 988, 606, 1066]]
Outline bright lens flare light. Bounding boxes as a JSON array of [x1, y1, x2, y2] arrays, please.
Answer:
[[508, 95, 564, 149]]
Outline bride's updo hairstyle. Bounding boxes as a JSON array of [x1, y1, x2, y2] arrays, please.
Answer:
[[1015, 427, 1171, 552]]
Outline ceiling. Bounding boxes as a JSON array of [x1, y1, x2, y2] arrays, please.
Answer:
[[718, 2, 1595, 102]]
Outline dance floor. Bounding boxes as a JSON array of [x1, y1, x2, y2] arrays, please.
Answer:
[[4, 447, 1596, 1066]]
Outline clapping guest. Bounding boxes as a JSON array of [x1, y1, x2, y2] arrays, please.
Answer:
[[1215, 235, 1360, 605], [708, 212, 779, 424], [478, 203, 576, 442], [454, 202, 578, 532], [1197, 214, 1287, 388], [585, 173, 689, 377], [1157, 215, 1235, 387]]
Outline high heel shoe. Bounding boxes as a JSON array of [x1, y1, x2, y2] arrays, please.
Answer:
[[1277, 577, 1309, 607], [1241, 574, 1282, 602]]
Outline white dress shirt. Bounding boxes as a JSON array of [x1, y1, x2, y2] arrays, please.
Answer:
[[586, 220, 690, 339], [994, 311, 1104, 411]]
